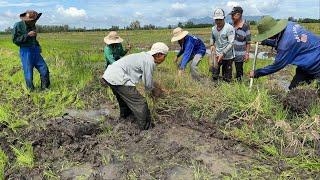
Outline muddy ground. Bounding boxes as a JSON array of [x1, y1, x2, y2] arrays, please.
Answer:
[[2, 103, 260, 179]]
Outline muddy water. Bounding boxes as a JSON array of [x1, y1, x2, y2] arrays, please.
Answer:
[[5, 105, 257, 179]]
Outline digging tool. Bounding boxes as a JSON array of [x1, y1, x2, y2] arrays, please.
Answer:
[[249, 42, 259, 90], [209, 47, 217, 72]]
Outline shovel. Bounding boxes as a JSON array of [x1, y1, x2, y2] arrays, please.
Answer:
[[249, 42, 259, 90]]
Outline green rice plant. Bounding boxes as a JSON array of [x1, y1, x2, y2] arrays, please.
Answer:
[[11, 142, 34, 168], [0, 148, 8, 180]]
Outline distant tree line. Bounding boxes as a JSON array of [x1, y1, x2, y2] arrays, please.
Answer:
[[288, 17, 320, 23], [1, 18, 318, 34]]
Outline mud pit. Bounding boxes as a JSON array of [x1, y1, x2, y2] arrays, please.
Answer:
[[4, 107, 257, 179], [282, 88, 319, 114]]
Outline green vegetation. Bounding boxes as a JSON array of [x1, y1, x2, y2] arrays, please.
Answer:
[[0, 23, 319, 178]]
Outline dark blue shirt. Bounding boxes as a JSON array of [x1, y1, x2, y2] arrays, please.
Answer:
[[177, 35, 206, 69], [255, 22, 320, 77]]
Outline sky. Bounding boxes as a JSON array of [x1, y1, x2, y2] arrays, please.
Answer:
[[0, 0, 319, 31]]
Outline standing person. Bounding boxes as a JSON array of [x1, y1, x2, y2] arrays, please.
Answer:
[[250, 16, 320, 90], [230, 6, 251, 81], [171, 27, 206, 80], [210, 8, 235, 82], [104, 31, 131, 68], [102, 42, 169, 130], [12, 10, 50, 90]]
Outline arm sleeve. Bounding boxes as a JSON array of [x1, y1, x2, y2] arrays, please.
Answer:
[[179, 41, 194, 69], [211, 31, 216, 45], [177, 49, 184, 57], [120, 44, 128, 56], [12, 24, 29, 46], [104, 47, 116, 64], [254, 50, 294, 78], [142, 60, 155, 92], [246, 24, 251, 44], [222, 27, 235, 55]]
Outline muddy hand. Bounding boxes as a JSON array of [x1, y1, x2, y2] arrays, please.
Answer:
[[249, 70, 255, 78]]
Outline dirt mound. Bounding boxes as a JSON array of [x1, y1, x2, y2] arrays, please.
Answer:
[[283, 89, 319, 114]]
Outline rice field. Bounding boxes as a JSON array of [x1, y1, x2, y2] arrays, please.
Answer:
[[0, 23, 319, 179]]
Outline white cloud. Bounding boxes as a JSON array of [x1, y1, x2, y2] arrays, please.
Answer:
[[227, 1, 240, 8], [57, 6, 87, 18], [171, 2, 187, 10]]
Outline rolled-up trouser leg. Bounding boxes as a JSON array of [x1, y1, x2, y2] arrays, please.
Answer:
[[190, 54, 203, 81], [111, 85, 151, 130]]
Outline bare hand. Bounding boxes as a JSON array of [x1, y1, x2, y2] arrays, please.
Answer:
[[28, 31, 37, 37], [249, 70, 255, 78], [216, 54, 224, 63], [126, 44, 132, 50], [174, 56, 179, 64], [244, 53, 249, 62]]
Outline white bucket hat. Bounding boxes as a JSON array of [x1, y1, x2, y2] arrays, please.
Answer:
[[213, 8, 225, 20], [171, 27, 189, 42], [148, 42, 169, 55], [104, 31, 124, 45]]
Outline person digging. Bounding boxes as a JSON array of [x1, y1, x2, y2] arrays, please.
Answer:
[[249, 16, 320, 90], [104, 31, 131, 69], [102, 42, 169, 130], [171, 27, 206, 81], [12, 10, 50, 91]]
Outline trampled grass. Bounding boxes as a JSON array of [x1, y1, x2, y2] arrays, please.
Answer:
[[0, 23, 319, 178]]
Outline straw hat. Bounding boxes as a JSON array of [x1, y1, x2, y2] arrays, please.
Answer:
[[252, 16, 288, 42], [20, 10, 42, 21], [104, 31, 124, 45], [148, 42, 169, 55], [171, 27, 189, 42]]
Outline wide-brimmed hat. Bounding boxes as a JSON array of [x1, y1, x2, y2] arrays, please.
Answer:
[[213, 8, 225, 20], [20, 10, 42, 21], [252, 16, 288, 42], [104, 31, 124, 45], [148, 42, 169, 55], [171, 27, 189, 42]]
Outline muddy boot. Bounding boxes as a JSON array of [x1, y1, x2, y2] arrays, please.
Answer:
[[41, 76, 50, 90]]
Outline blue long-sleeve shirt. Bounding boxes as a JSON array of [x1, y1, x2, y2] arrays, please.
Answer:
[[177, 35, 206, 69], [255, 22, 320, 78]]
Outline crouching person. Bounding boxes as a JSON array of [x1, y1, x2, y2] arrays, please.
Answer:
[[12, 10, 50, 90], [102, 42, 169, 130]]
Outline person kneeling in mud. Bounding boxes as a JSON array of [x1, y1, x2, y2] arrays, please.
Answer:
[[102, 42, 169, 130], [104, 31, 131, 68], [171, 27, 206, 80], [249, 16, 320, 90]]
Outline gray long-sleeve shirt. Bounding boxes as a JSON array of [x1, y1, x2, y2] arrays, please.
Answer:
[[211, 23, 235, 60], [102, 51, 156, 91]]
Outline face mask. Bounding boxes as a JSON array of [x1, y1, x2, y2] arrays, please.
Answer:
[[261, 39, 277, 47]]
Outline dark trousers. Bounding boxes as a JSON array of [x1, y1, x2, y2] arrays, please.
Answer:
[[289, 67, 320, 90], [234, 61, 244, 81], [212, 59, 233, 82], [107, 83, 152, 130]]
